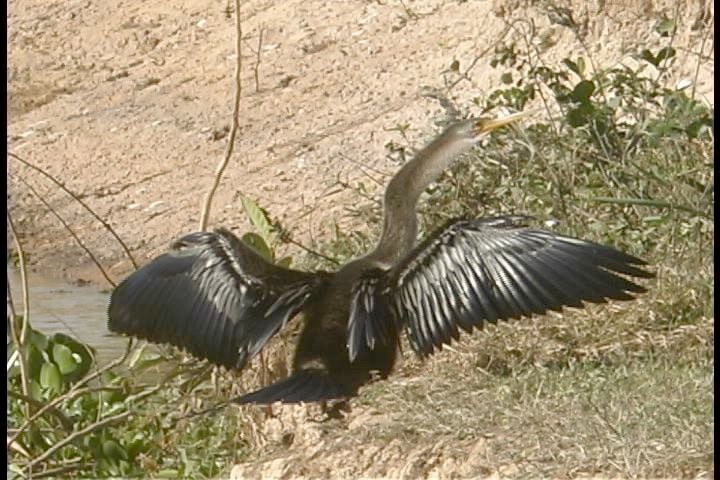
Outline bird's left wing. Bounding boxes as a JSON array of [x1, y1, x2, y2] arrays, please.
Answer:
[[387, 216, 654, 357], [108, 228, 328, 370]]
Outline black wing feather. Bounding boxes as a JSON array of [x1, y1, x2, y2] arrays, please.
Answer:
[[389, 216, 653, 357], [347, 270, 395, 362], [108, 228, 327, 370]]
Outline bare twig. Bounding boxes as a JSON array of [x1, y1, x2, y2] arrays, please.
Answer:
[[67, 337, 133, 395], [31, 460, 94, 479], [690, 20, 711, 101], [7, 273, 20, 372], [654, 2, 681, 87], [254, 27, 264, 93], [26, 411, 131, 470], [10, 173, 116, 287], [199, 0, 243, 231], [8, 152, 138, 269], [7, 391, 74, 431], [122, 383, 164, 405], [444, 23, 512, 92], [587, 396, 623, 439], [6, 209, 31, 412], [273, 223, 341, 265], [504, 17, 562, 134], [7, 270, 17, 320]]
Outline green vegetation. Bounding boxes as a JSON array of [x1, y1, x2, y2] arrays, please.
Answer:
[[7, 197, 281, 479], [8, 14, 712, 479]]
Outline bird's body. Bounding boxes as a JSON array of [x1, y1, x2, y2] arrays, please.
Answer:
[[108, 112, 653, 404], [283, 260, 400, 401]]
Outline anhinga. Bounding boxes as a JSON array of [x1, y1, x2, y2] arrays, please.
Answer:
[[108, 110, 653, 404]]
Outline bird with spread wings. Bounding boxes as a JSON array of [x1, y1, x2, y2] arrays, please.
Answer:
[[108, 111, 653, 404]]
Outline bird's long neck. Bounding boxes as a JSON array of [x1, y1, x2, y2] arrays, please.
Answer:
[[366, 128, 475, 266]]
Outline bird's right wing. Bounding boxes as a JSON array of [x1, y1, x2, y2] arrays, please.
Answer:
[[108, 228, 328, 370], [388, 216, 654, 357]]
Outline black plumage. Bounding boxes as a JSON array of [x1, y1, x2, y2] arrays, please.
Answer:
[[108, 112, 653, 404]]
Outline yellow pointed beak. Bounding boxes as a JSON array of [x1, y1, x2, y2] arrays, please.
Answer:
[[475, 108, 541, 135]]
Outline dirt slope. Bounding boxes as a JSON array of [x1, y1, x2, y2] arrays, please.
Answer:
[[8, 0, 712, 285], [8, 0, 713, 477]]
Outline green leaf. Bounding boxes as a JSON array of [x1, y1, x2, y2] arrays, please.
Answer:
[[26, 343, 47, 381], [125, 432, 149, 459], [242, 232, 273, 262], [639, 48, 674, 68], [29, 328, 49, 353], [240, 194, 273, 241], [100, 387, 127, 405], [566, 103, 595, 127], [50, 333, 94, 382], [52, 343, 78, 375], [29, 379, 43, 401], [500, 72, 513, 84], [655, 46, 676, 64], [640, 49, 658, 66], [102, 370, 119, 384], [570, 80, 595, 103], [276, 256, 293, 268], [40, 362, 63, 394], [655, 18, 676, 36], [576, 57, 586, 77], [102, 439, 128, 461], [562, 57, 585, 77], [685, 119, 710, 139]]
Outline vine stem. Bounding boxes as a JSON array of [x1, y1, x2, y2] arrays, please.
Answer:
[[199, 0, 243, 231]]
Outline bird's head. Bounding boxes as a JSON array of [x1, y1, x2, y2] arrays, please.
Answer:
[[447, 109, 540, 144]]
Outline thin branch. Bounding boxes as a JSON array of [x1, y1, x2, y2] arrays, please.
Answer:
[[199, 0, 243, 231], [270, 211, 341, 265], [444, 23, 512, 92], [7, 272, 20, 372], [254, 26, 264, 93], [122, 383, 164, 405], [690, 19, 711, 101], [6, 209, 31, 410], [8, 152, 138, 270], [504, 17, 562, 134], [10, 173, 116, 287], [63, 337, 133, 402], [26, 411, 131, 470], [30, 460, 94, 479], [7, 391, 74, 431]]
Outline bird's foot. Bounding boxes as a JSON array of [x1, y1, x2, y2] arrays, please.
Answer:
[[320, 398, 351, 420]]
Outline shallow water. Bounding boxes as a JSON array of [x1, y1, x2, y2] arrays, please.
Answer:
[[7, 266, 129, 366]]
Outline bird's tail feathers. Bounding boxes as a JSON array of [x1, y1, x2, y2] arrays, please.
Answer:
[[233, 369, 355, 405]]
